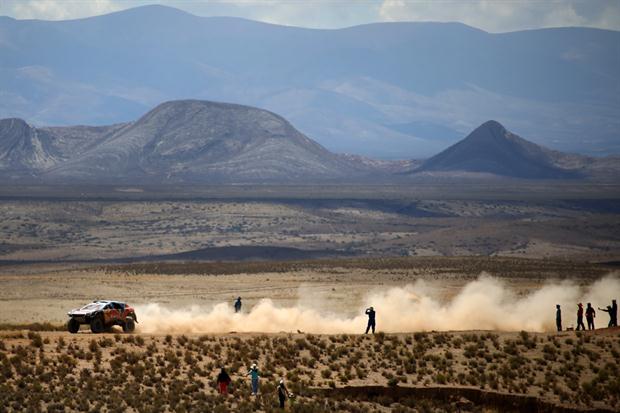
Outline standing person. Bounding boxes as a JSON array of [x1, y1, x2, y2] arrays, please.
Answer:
[[277, 379, 290, 409], [556, 304, 562, 332], [234, 297, 242, 313], [598, 305, 614, 328], [586, 303, 596, 330], [612, 299, 618, 327], [365, 307, 376, 334], [576, 303, 586, 331], [246, 363, 260, 395], [216, 367, 231, 395]]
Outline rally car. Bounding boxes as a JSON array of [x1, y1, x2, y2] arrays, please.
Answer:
[[67, 300, 137, 334]]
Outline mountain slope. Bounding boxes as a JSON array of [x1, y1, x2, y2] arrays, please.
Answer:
[[0, 118, 58, 175], [0, 118, 127, 177], [40, 100, 365, 182], [1, 5, 619, 157], [414, 120, 583, 179]]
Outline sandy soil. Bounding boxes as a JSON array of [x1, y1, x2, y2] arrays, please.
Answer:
[[0, 268, 475, 324], [1, 329, 618, 412], [0, 257, 613, 325], [1, 257, 618, 412]]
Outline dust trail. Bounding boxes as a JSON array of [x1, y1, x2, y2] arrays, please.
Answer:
[[135, 274, 619, 334]]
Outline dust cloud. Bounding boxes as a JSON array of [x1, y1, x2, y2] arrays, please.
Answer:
[[135, 274, 620, 334]]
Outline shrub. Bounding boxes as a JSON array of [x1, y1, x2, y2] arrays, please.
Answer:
[[28, 332, 43, 348]]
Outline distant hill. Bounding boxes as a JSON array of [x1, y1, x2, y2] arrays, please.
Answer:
[[1, 100, 369, 183], [412, 120, 585, 179], [3, 105, 618, 183], [1, 5, 619, 158]]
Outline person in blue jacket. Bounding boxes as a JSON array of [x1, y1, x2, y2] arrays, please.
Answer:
[[246, 363, 260, 395]]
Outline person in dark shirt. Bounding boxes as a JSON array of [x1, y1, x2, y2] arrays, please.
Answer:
[[277, 379, 290, 408], [234, 297, 242, 313], [598, 305, 614, 328], [585, 303, 596, 330], [576, 303, 585, 331], [365, 307, 376, 334], [556, 304, 562, 332], [611, 299, 617, 327]]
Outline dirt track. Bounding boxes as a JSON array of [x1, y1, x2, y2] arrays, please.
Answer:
[[0, 257, 613, 324]]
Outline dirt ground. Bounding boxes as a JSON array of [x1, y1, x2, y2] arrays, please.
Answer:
[[0, 259, 618, 412], [1, 197, 619, 262], [0, 329, 618, 412], [0, 257, 613, 325]]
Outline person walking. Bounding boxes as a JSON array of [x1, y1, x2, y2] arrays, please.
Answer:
[[611, 299, 618, 327], [277, 379, 290, 409], [598, 305, 614, 328], [556, 304, 562, 332], [365, 307, 376, 334], [234, 297, 242, 313], [246, 363, 260, 395], [586, 303, 596, 330], [576, 303, 586, 331], [216, 367, 231, 395]]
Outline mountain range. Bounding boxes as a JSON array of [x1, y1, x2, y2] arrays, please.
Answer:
[[1, 5, 619, 159], [1, 99, 616, 183], [0, 100, 369, 182]]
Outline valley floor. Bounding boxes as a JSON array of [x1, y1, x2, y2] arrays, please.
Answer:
[[1, 183, 619, 263]]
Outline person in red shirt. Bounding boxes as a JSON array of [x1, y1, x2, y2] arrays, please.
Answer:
[[217, 367, 232, 395]]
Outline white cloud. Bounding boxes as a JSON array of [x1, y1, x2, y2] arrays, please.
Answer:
[[7, 0, 122, 20], [1, 0, 619, 31], [166, 0, 382, 29], [378, 0, 620, 32]]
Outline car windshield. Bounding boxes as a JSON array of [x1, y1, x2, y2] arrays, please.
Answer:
[[80, 303, 102, 311]]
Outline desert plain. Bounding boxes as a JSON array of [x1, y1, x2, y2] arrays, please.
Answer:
[[1, 184, 619, 412]]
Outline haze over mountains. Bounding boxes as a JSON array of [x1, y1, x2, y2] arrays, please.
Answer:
[[1, 5, 619, 158], [2, 99, 615, 183]]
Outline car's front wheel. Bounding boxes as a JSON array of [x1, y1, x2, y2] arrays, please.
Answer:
[[67, 318, 80, 334], [123, 317, 135, 333], [90, 315, 104, 334]]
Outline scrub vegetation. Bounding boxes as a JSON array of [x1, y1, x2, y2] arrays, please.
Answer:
[[0, 329, 618, 412]]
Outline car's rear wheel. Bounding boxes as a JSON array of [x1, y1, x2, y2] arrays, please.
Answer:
[[90, 315, 104, 334], [123, 317, 135, 333], [67, 318, 80, 334]]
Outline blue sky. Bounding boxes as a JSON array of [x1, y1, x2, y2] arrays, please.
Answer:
[[2, 0, 620, 32]]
